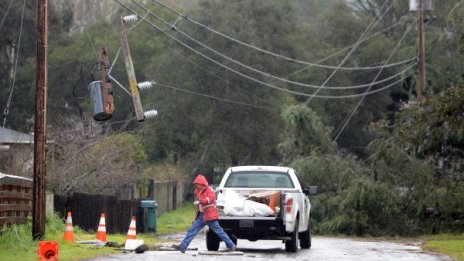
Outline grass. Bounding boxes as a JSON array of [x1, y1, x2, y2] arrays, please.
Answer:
[[0, 203, 194, 261], [156, 203, 196, 234], [422, 234, 464, 261]]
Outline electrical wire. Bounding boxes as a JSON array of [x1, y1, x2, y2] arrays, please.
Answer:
[[156, 82, 279, 111], [0, 0, 14, 32], [333, 22, 415, 141], [131, 24, 276, 106], [303, 0, 393, 105], [142, 30, 412, 101], [131, 0, 414, 90], [2, 0, 25, 128], [84, 26, 99, 60], [72, 62, 100, 99], [148, 0, 410, 71], [286, 21, 403, 77], [115, 0, 412, 99]]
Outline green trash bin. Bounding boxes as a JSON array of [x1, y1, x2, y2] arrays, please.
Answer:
[[140, 200, 158, 232]]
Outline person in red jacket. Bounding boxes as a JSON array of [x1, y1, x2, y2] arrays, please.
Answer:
[[172, 174, 236, 253]]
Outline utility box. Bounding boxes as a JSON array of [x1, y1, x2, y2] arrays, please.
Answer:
[[139, 200, 158, 232], [88, 81, 112, 121]]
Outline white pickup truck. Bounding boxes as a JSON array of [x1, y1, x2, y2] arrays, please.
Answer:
[[207, 166, 318, 252]]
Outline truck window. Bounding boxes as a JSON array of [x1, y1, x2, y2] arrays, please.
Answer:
[[224, 171, 294, 188]]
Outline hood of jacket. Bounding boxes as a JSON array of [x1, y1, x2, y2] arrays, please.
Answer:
[[193, 174, 209, 186]]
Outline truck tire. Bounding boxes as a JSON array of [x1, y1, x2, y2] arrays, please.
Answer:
[[206, 230, 220, 251], [285, 218, 299, 252], [300, 217, 311, 249]]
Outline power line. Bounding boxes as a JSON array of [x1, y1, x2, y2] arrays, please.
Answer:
[[121, 24, 280, 109], [333, 23, 415, 141], [131, 24, 277, 106], [156, 82, 279, 111], [114, 0, 411, 99], [286, 21, 404, 77], [0, 0, 13, 32], [2, 0, 26, 128], [130, 0, 414, 91], [148, 0, 409, 71], [84, 26, 99, 60], [303, 0, 394, 105]]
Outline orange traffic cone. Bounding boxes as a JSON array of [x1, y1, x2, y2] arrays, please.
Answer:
[[63, 212, 75, 242], [125, 216, 142, 250], [95, 213, 107, 242], [126, 216, 137, 241], [37, 240, 59, 261]]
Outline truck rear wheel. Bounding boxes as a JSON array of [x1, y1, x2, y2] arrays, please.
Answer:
[[300, 217, 311, 249], [285, 218, 299, 252], [206, 230, 220, 251]]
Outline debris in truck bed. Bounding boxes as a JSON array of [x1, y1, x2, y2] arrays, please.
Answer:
[[247, 191, 281, 215], [217, 190, 274, 217]]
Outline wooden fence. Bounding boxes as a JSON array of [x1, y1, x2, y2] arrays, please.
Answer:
[[116, 180, 187, 215], [54, 193, 139, 233], [0, 175, 32, 228], [54, 180, 187, 233]]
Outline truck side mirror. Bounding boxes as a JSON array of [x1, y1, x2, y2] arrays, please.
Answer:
[[305, 186, 318, 196]]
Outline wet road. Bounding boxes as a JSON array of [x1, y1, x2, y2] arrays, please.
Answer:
[[89, 232, 452, 261]]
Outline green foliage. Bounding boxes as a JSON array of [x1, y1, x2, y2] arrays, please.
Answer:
[[395, 86, 464, 181], [279, 105, 336, 163], [90, 133, 147, 163], [364, 85, 464, 234]]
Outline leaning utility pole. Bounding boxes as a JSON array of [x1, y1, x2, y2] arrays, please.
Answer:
[[116, 16, 145, 122], [417, 0, 426, 105], [32, 0, 48, 240]]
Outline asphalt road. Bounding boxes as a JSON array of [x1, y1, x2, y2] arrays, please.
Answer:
[[88, 232, 452, 261]]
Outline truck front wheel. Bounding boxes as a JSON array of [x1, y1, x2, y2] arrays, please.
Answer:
[[300, 217, 311, 249], [206, 230, 220, 251], [285, 218, 299, 252]]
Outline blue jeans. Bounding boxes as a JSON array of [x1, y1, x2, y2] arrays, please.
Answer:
[[180, 213, 235, 251]]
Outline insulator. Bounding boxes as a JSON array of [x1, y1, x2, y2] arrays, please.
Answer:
[[123, 14, 138, 23], [144, 110, 158, 119], [137, 81, 155, 90]]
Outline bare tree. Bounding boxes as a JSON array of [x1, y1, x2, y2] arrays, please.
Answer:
[[47, 121, 146, 195]]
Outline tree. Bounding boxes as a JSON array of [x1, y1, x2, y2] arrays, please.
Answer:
[[48, 124, 147, 195]]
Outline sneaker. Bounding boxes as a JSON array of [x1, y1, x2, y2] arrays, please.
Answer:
[[171, 244, 185, 253], [226, 246, 236, 252]]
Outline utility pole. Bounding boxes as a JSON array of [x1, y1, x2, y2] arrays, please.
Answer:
[[32, 0, 48, 240], [417, 0, 426, 105], [99, 47, 114, 118], [116, 16, 145, 122]]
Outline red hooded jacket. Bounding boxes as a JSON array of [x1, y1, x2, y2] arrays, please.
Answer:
[[193, 174, 219, 222]]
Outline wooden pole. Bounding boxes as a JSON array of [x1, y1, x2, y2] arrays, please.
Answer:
[[417, 0, 426, 105], [32, 0, 48, 240], [100, 47, 114, 118], [116, 16, 145, 122]]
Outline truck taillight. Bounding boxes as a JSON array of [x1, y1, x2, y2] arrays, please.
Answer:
[[286, 198, 293, 213]]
